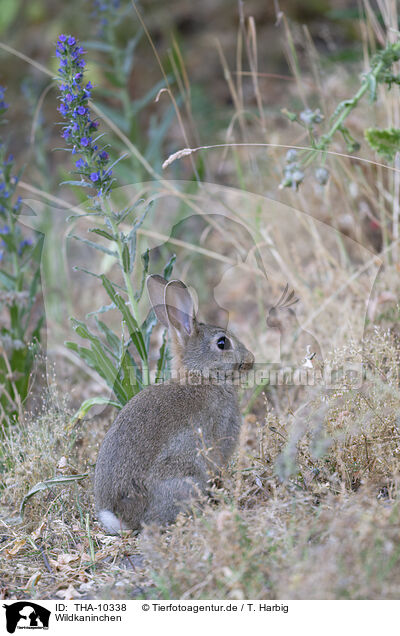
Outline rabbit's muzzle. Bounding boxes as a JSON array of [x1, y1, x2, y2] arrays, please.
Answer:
[[238, 351, 255, 371]]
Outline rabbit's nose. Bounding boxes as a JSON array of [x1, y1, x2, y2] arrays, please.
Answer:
[[240, 351, 255, 370]]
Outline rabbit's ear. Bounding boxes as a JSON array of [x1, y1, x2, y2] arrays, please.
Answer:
[[164, 280, 195, 337], [147, 274, 169, 327]]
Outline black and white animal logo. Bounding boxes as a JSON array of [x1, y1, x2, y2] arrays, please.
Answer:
[[3, 602, 50, 633]]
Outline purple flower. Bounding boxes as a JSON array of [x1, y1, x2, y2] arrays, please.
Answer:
[[58, 34, 67, 42], [59, 103, 69, 116], [56, 35, 114, 198], [0, 224, 10, 234]]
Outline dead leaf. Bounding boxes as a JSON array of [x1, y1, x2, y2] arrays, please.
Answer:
[[31, 521, 46, 542], [24, 571, 42, 590], [5, 539, 26, 557], [50, 553, 80, 570], [56, 584, 82, 600]]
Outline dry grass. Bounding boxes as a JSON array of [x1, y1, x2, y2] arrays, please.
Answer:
[[1, 2, 400, 601]]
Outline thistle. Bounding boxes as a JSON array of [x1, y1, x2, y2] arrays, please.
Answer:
[[280, 39, 400, 190]]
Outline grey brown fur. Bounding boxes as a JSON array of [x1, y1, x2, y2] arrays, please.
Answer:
[[94, 275, 254, 534]]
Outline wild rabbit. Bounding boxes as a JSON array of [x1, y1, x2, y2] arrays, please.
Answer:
[[94, 274, 254, 534]]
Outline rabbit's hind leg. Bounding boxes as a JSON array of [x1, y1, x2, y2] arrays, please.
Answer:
[[98, 509, 130, 535], [143, 477, 203, 526], [97, 480, 148, 534]]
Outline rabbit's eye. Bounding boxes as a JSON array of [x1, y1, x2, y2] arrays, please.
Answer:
[[217, 336, 231, 350]]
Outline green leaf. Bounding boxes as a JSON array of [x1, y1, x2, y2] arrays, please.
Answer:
[[364, 127, 400, 161], [69, 234, 117, 257], [70, 318, 129, 403], [74, 267, 125, 293], [143, 311, 157, 350], [122, 33, 142, 78], [69, 396, 121, 426], [86, 302, 116, 317], [118, 349, 142, 398], [65, 341, 100, 370], [101, 275, 147, 361], [67, 211, 103, 222], [23, 263, 42, 334], [60, 179, 93, 187], [146, 105, 176, 164], [0, 270, 15, 290], [95, 317, 120, 356], [19, 474, 89, 517], [31, 316, 44, 344], [136, 248, 150, 301], [121, 241, 131, 273], [367, 73, 377, 103], [107, 153, 129, 173], [156, 329, 169, 382], [163, 253, 176, 280], [81, 40, 115, 53], [89, 228, 115, 241], [73, 266, 103, 280]]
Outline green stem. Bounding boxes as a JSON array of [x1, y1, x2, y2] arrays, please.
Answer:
[[103, 199, 150, 386], [318, 60, 384, 151], [243, 379, 269, 415]]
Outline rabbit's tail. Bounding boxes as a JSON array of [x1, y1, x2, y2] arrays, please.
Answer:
[[98, 509, 130, 535]]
